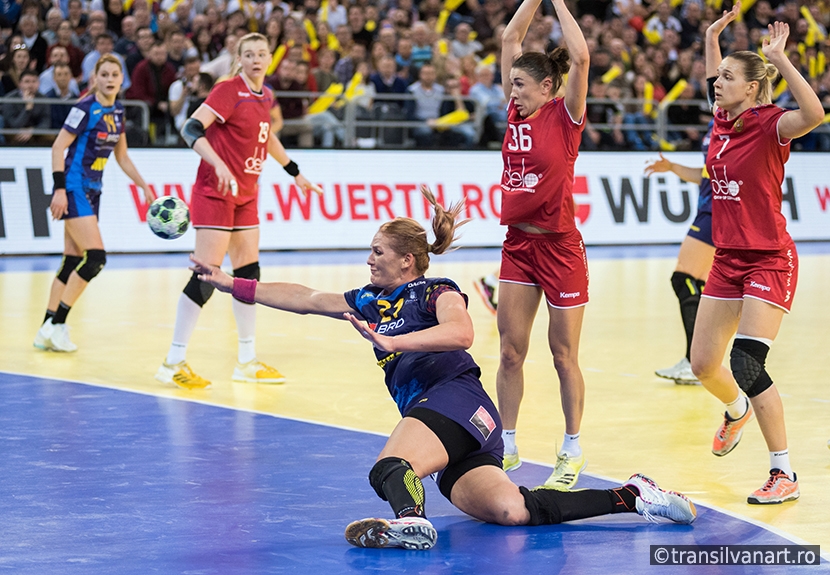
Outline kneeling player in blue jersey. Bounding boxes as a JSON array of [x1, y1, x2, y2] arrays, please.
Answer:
[[191, 186, 696, 550]]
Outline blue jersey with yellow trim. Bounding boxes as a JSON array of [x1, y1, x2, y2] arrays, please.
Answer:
[[344, 277, 480, 415], [61, 95, 125, 192], [698, 121, 714, 215]]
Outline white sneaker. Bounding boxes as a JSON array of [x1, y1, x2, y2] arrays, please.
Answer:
[[655, 357, 700, 385], [48, 323, 78, 352], [625, 473, 696, 524], [232, 359, 286, 384], [33, 320, 55, 350], [345, 517, 437, 550]]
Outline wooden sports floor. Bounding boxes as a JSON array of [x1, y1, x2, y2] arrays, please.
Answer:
[[1, 245, 828, 573]]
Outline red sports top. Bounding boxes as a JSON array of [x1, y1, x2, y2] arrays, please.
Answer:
[[195, 74, 274, 199], [500, 97, 584, 232], [706, 104, 791, 250]]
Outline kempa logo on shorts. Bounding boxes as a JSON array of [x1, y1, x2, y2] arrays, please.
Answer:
[[560, 291, 581, 299], [750, 281, 771, 292]]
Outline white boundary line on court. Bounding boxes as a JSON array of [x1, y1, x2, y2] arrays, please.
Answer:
[[2, 368, 828, 563]]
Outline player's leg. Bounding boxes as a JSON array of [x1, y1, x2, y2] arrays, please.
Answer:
[[34, 231, 82, 350], [473, 266, 500, 314]]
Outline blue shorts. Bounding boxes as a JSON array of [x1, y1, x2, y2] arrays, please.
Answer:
[[61, 188, 101, 220], [687, 210, 712, 246]]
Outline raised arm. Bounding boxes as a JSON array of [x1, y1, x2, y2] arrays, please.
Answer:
[[763, 22, 825, 139], [705, 3, 740, 79], [501, 0, 542, 101], [191, 255, 354, 319], [555, 0, 589, 122]]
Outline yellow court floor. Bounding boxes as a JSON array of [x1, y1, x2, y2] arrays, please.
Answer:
[[1, 251, 829, 553]]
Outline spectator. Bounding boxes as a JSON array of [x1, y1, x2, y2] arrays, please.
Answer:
[[78, 12, 107, 55], [17, 14, 48, 73], [333, 24, 353, 57], [312, 48, 338, 92], [296, 59, 344, 148], [193, 26, 218, 63], [1, 43, 31, 94], [39, 44, 80, 96], [583, 79, 626, 150], [126, 27, 154, 76], [645, 1, 682, 41], [665, 81, 707, 150], [268, 58, 314, 147], [125, 41, 176, 140], [168, 54, 200, 134], [1, 0, 21, 28], [405, 62, 445, 146], [165, 28, 188, 74], [82, 33, 130, 90], [67, 0, 88, 37], [377, 25, 397, 55], [200, 31, 239, 79], [370, 54, 408, 106], [472, 0, 508, 42], [334, 42, 366, 85], [469, 63, 506, 146], [347, 5, 373, 47], [410, 22, 432, 72], [1, 69, 51, 144], [44, 62, 75, 129], [42, 8, 64, 45], [185, 71, 213, 118], [104, 0, 124, 37], [679, 2, 702, 50], [114, 16, 138, 56], [48, 21, 85, 79], [450, 23, 483, 59], [320, 0, 347, 31]]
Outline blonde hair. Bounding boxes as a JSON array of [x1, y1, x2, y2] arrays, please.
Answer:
[[725, 51, 779, 105], [378, 186, 469, 275], [87, 54, 123, 96], [229, 32, 269, 78]]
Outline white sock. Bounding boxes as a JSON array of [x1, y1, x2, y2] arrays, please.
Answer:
[[725, 394, 748, 420], [561, 432, 582, 457], [770, 450, 793, 478], [502, 429, 517, 454], [233, 298, 257, 364], [166, 294, 202, 365]]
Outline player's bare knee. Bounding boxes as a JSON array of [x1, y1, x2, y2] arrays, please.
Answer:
[[499, 342, 528, 369]]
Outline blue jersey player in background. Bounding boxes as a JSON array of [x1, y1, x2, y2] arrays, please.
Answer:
[[191, 186, 696, 551], [646, 120, 716, 384], [34, 54, 153, 353]]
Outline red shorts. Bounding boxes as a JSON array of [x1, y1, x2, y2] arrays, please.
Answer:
[[190, 191, 259, 230], [499, 226, 589, 308], [703, 240, 798, 312]]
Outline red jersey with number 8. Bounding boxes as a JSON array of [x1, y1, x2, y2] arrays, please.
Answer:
[[706, 104, 791, 251], [500, 98, 584, 232], [195, 74, 274, 199]]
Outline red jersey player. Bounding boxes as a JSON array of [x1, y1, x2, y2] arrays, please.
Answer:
[[495, 0, 591, 489], [691, 6, 823, 504], [156, 33, 321, 390]]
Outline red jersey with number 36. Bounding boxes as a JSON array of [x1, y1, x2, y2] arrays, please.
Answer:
[[194, 74, 274, 199], [706, 104, 791, 251], [500, 98, 584, 232]]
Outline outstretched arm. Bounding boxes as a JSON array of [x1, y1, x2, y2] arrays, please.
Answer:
[[501, 0, 542, 101], [556, 0, 589, 122], [644, 152, 703, 184], [191, 255, 354, 319]]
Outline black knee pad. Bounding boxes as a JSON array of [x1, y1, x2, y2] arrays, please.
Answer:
[[369, 457, 412, 501], [56, 255, 83, 284], [183, 271, 215, 307], [671, 271, 702, 303], [76, 249, 106, 282], [233, 261, 260, 281], [730, 338, 773, 398]]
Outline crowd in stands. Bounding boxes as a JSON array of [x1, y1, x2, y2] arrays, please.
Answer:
[[1, 0, 829, 149]]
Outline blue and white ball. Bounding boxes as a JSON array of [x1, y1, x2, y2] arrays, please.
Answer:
[[147, 196, 190, 240]]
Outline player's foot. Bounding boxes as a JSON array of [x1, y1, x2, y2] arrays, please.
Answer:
[[232, 359, 286, 384], [712, 402, 754, 456], [33, 320, 55, 350], [503, 451, 522, 472], [625, 473, 697, 524], [747, 469, 799, 505], [539, 452, 587, 491], [155, 361, 211, 389], [473, 276, 497, 314], [345, 517, 437, 550], [48, 323, 77, 353], [655, 357, 699, 385]]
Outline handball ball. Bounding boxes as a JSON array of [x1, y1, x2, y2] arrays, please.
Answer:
[[147, 196, 190, 240]]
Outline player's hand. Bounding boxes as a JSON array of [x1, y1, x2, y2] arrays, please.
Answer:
[[344, 312, 395, 352], [141, 185, 154, 204], [644, 153, 672, 176], [190, 254, 234, 293], [214, 162, 237, 196], [50, 188, 68, 220], [707, 2, 740, 37], [762, 22, 789, 61], [294, 174, 323, 196]]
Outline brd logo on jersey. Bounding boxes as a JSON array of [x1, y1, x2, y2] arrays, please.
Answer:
[[711, 166, 742, 202]]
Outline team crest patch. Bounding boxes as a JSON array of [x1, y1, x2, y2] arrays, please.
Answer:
[[734, 118, 744, 133], [470, 406, 497, 440]]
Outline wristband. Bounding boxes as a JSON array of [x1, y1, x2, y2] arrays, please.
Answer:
[[53, 171, 66, 190], [283, 160, 300, 177], [232, 277, 257, 304]]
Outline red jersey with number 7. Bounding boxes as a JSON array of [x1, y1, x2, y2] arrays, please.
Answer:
[[194, 74, 274, 199], [500, 97, 584, 232], [706, 104, 791, 251]]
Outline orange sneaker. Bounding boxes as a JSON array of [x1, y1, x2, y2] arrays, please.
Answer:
[[747, 469, 799, 505], [712, 402, 754, 456]]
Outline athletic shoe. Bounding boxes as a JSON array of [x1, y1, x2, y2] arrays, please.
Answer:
[[48, 323, 77, 353], [155, 361, 211, 389], [712, 402, 755, 456], [344, 517, 437, 550], [232, 359, 286, 384], [33, 320, 55, 350], [655, 357, 700, 385], [747, 469, 799, 505], [625, 473, 697, 524], [503, 451, 522, 473], [540, 452, 587, 490], [473, 277, 497, 314]]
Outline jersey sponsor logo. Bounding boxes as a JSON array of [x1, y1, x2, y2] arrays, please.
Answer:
[[711, 166, 742, 201], [502, 156, 541, 193], [407, 280, 426, 288], [238, 91, 251, 97], [376, 317, 405, 333], [560, 291, 581, 299], [749, 280, 771, 292], [244, 146, 267, 175], [65, 107, 86, 129]]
